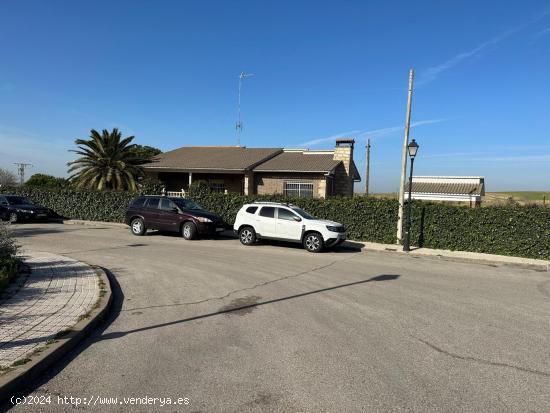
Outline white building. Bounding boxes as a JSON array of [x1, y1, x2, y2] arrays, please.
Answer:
[[405, 176, 485, 207]]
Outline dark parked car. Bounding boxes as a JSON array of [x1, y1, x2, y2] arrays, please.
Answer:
[[125, 196, 225, 240], [0, 195, 52, 223]]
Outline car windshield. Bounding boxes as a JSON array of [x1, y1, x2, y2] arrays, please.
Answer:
[[292, 207, 316, 220], [172, 198, 202, 210], [6, 196, 32, 205]]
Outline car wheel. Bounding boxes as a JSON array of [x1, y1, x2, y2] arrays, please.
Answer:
[[239, 226, 256, 245], [182, 222, 197, 240], [130, 218, 146, 236], [8, 212, 18, 224], [303, 232, 324, 253]]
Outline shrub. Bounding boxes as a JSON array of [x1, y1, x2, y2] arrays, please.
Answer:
[[0, 223, 19, 259], [0, 186, 548, 260], [25, 174, 69, 188], [0, 223, 20, 292]]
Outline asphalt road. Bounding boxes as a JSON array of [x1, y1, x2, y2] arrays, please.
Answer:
[[5, 223, 550, 412]]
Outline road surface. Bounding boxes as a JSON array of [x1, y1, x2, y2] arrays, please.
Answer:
[[5, 223, 550, 412]]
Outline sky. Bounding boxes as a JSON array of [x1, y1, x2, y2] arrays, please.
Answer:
[[1, 0, 550, 192]]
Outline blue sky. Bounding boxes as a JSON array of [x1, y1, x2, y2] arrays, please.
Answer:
[[1, 1, 549, 192]]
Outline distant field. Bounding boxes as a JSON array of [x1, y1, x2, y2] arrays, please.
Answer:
[[363, 192, 549, 206], [483, 192, 550, 205]]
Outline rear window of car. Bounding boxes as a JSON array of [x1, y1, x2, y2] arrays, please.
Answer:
[[130, 197, 146, 208], [144, 197, 160, 209], [246, 206, 258, 214], [259, 206, 275, 218]]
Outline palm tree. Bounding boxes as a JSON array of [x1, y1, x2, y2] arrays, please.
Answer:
[[68, 128, 146, 191]]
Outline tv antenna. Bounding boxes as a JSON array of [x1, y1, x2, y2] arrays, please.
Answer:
[[235, 72, 255, 146], [14, 163, 33, 185]]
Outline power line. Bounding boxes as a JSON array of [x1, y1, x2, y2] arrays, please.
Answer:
[[14, 163, 33, 185]]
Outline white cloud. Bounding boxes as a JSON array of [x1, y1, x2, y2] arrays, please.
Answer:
[[298, 119, 447, 147], [298, 129, 362, 147], [418, 9, 550, 85], [533, 26, 550, 41]]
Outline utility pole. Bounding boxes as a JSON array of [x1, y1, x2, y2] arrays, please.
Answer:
[[396, 69, 414, 244], [14, 163, 33, 185], [235, 72, 255, 146], [365, 138, 371, 195]]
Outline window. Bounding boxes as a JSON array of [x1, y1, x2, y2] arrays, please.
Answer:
[[172, 198, 202, 210], [277, 208, 300, 221], [0, 197, 7, 206], [291, 207, 316, 220], [160, 198, 176, 210], [130, 197, 146, 208], [246, 206, 258, 214], [209, 181, 225, 193], [145, 197, 160, 209], [283, 182, 314, 198], [259, 206, 275, 218], [6, 196, 32, 205]]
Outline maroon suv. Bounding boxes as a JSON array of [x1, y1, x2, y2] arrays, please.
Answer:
[[125, 196, 225, 240]]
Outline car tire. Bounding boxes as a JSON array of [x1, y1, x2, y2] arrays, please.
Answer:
[[130, 218, 146, 236], [239, 226, 256, 246], [8, 212, 18, 224], [303, 232, 324, 253], [182, 221, 198, 240]]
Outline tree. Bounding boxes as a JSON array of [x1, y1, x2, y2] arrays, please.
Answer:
[[129, 145, 162, 163], [0, 168, 17, 187], [67, 128, 145, 191], [25, 174, 68, 188]]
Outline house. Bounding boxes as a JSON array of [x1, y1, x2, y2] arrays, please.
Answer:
[[144, 139, 360, 198], [405, 176, 485, 207]]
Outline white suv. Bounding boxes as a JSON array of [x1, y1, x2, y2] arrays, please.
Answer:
[[233, 202, 347, 253]]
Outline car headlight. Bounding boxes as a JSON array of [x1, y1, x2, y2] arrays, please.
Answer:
[[196, 217, 213, 223], [326, 225, 343, 232], [16, 209, 33, 214]]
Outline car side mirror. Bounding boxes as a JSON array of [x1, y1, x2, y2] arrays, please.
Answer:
[[293, 216, 301, 222], [172, 207, 179, 213]]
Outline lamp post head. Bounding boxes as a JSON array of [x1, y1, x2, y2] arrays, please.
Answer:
[[408, 139, 419, 159]]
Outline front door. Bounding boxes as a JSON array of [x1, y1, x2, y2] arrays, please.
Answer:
[[256, 206, 277, 237], [276, 207, 303, 241], [158, 198, 181, 231]]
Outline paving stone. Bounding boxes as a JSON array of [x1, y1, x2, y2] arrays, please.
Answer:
[[0, 251, 101, 367]]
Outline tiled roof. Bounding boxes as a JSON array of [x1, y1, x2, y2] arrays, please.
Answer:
[[405, 181, 484, 196], [145, 147, 282, 171], [253, 151, 342, 172]]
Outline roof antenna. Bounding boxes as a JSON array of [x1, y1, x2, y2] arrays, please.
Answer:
[[236, 72, 255, 147]]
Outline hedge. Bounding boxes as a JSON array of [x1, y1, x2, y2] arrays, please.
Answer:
[[1, 186, 549, 260]]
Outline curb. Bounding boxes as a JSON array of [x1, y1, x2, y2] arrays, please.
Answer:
[[355, 241, 550, 272], [0, 267, 113, 405], [54, 219, 549, 272], [56, 219, 128, 229]]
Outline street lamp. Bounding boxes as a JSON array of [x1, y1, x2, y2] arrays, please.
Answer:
[[403, 139, 419, 252]]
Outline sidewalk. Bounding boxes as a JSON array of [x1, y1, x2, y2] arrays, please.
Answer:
[[359, 241, 550, 271], [0, 251, 102, 369]]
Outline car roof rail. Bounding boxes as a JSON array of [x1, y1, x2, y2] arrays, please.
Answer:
[[249, 201, 296, 207]]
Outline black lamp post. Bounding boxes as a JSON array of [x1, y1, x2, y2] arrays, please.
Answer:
[[403, 139, 419, 252]]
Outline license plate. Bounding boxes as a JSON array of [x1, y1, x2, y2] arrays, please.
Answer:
[[216, 227, 224, 232]]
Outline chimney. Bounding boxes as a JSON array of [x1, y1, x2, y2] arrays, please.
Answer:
[[334, 138, 355, 173], [333, 138, 355, 196]]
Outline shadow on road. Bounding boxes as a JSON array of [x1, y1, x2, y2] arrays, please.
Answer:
[[100, 273, 400, 341], [2, 270, 398, 408]]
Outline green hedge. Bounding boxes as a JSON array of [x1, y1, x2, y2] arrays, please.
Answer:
[[1, 186, 549, 260]]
